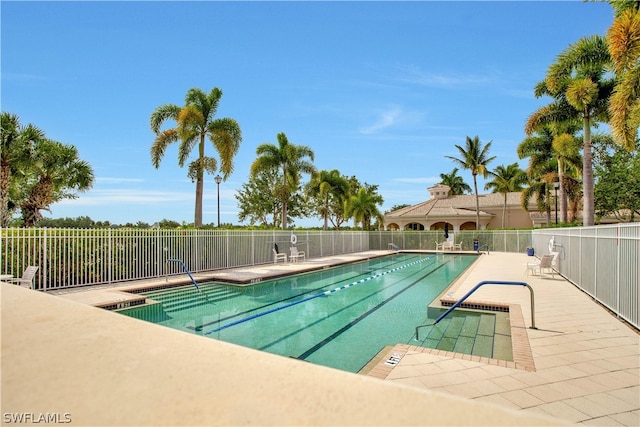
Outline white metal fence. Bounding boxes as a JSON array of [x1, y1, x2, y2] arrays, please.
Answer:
[[368, 229, 534, 253], [0, 229, 369, 291], [531, 224, 639, 330]]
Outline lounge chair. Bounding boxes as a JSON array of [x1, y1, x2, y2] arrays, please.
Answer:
[[273, 244, 287, 264], [290, 246, 305, 263], [8, 266, 39, 289], [526, 254, 555, 278]]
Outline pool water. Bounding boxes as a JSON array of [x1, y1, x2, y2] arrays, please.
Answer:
[[119, 253, 508, 372]]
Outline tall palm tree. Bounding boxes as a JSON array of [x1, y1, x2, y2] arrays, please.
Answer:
[[344, 187, 384, 230], [607, 1, 640, 150], [0, 113, 44, 227], [307, 169, 349, 230], [544, 36, 614, 226], [250, 132, 315, 229], [150, 87, 242, 227], [520, 157, 558, 226], [519, 123, 582, 223], [439, 168, 472, 195], [445, 135, 496, 229], [21, 139, 94, 227], [484, 163, 527, 229], [552, 132, 583, 222]]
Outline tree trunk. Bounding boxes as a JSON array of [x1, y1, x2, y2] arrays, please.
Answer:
[[21, 178, 52, 227], [194, 176, 203, 227], [502, 193, 507, 229], [558, 158, 568, 223], [473, 174, 480, 230], [582, 114, 594, 226], [194, 136, 206, 227], [323, 196, 329, 231], [0, 161, 11, 227], [281, 166, 288, 229]]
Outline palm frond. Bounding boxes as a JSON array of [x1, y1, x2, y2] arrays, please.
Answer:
[[150, 104, 180, 134], [607, 8, 640, 73], [150, 129, 179, 168]]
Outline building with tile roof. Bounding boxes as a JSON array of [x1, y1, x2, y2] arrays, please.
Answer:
[[384, 184, 541, 231]]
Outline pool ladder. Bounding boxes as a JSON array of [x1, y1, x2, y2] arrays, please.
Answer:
[[415, 280, 536, 340]]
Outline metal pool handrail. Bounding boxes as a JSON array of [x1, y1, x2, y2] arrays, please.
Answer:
[[476, 244, 490, 255], [415, 280, 536, 340], [168, 258, 201, 293]]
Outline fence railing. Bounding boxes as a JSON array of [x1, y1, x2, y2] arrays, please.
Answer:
[[530, 224, 639, 330], [367, 229, 533, 253], [0, 229, 370, 290]]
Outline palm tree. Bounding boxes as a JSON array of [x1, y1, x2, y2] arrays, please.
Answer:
[[607, 2, 640, 150], [307, 169, 349, 230], [484, 163, 527, 228], [20, 139, 94, 227], [344, 187, 384, 230], [439, 168, 472, 195], [519, 123, 582, 223], [519, 157, 559, 227], [544, 36, 614, 226], [445, 136, 496, 229], [1, 113, 45, 226], [250, 132, 315, 229], [150, 87, 242, 227]]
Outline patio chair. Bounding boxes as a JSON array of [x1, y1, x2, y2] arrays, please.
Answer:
[[8, 266, 39, 289], [290, 246, 306, 263], [526, 254, 555, 278], [448, 234, 462, 251], [273, 244, 287, 264], [436, 240, 460, 251]]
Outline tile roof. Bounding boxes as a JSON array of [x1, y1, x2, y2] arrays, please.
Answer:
[[387, 192, 525, 219]]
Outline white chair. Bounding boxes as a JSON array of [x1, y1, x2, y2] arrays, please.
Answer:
[[436, 240, 461, 251], [448, 234, 462, 250], [526, 254, 555, 278], [273, 244, 287, 264], [290, 246, 305, 263], [7, 266, 39, 289]]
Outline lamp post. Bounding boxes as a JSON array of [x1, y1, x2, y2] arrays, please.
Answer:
[[553, 181, 559, 225], [214, 175, 222, 227]]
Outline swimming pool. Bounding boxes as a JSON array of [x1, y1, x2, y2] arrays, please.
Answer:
[[119, 253, 506, 372]]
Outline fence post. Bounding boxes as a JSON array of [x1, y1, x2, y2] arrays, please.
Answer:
[[42, 228, 47, 291]]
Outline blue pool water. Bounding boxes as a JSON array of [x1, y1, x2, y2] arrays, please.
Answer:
[[119, 253, 499, 372]]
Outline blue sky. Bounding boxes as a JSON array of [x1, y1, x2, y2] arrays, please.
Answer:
[[2, 1, 614, 227]]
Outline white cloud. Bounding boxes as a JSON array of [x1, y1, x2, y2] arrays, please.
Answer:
[[359, 106, 403, 135], [54, 189, 192, 207], [96, 177, 145, 184], [395, 65, 492, 88], [392, 177, 440, 184]]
